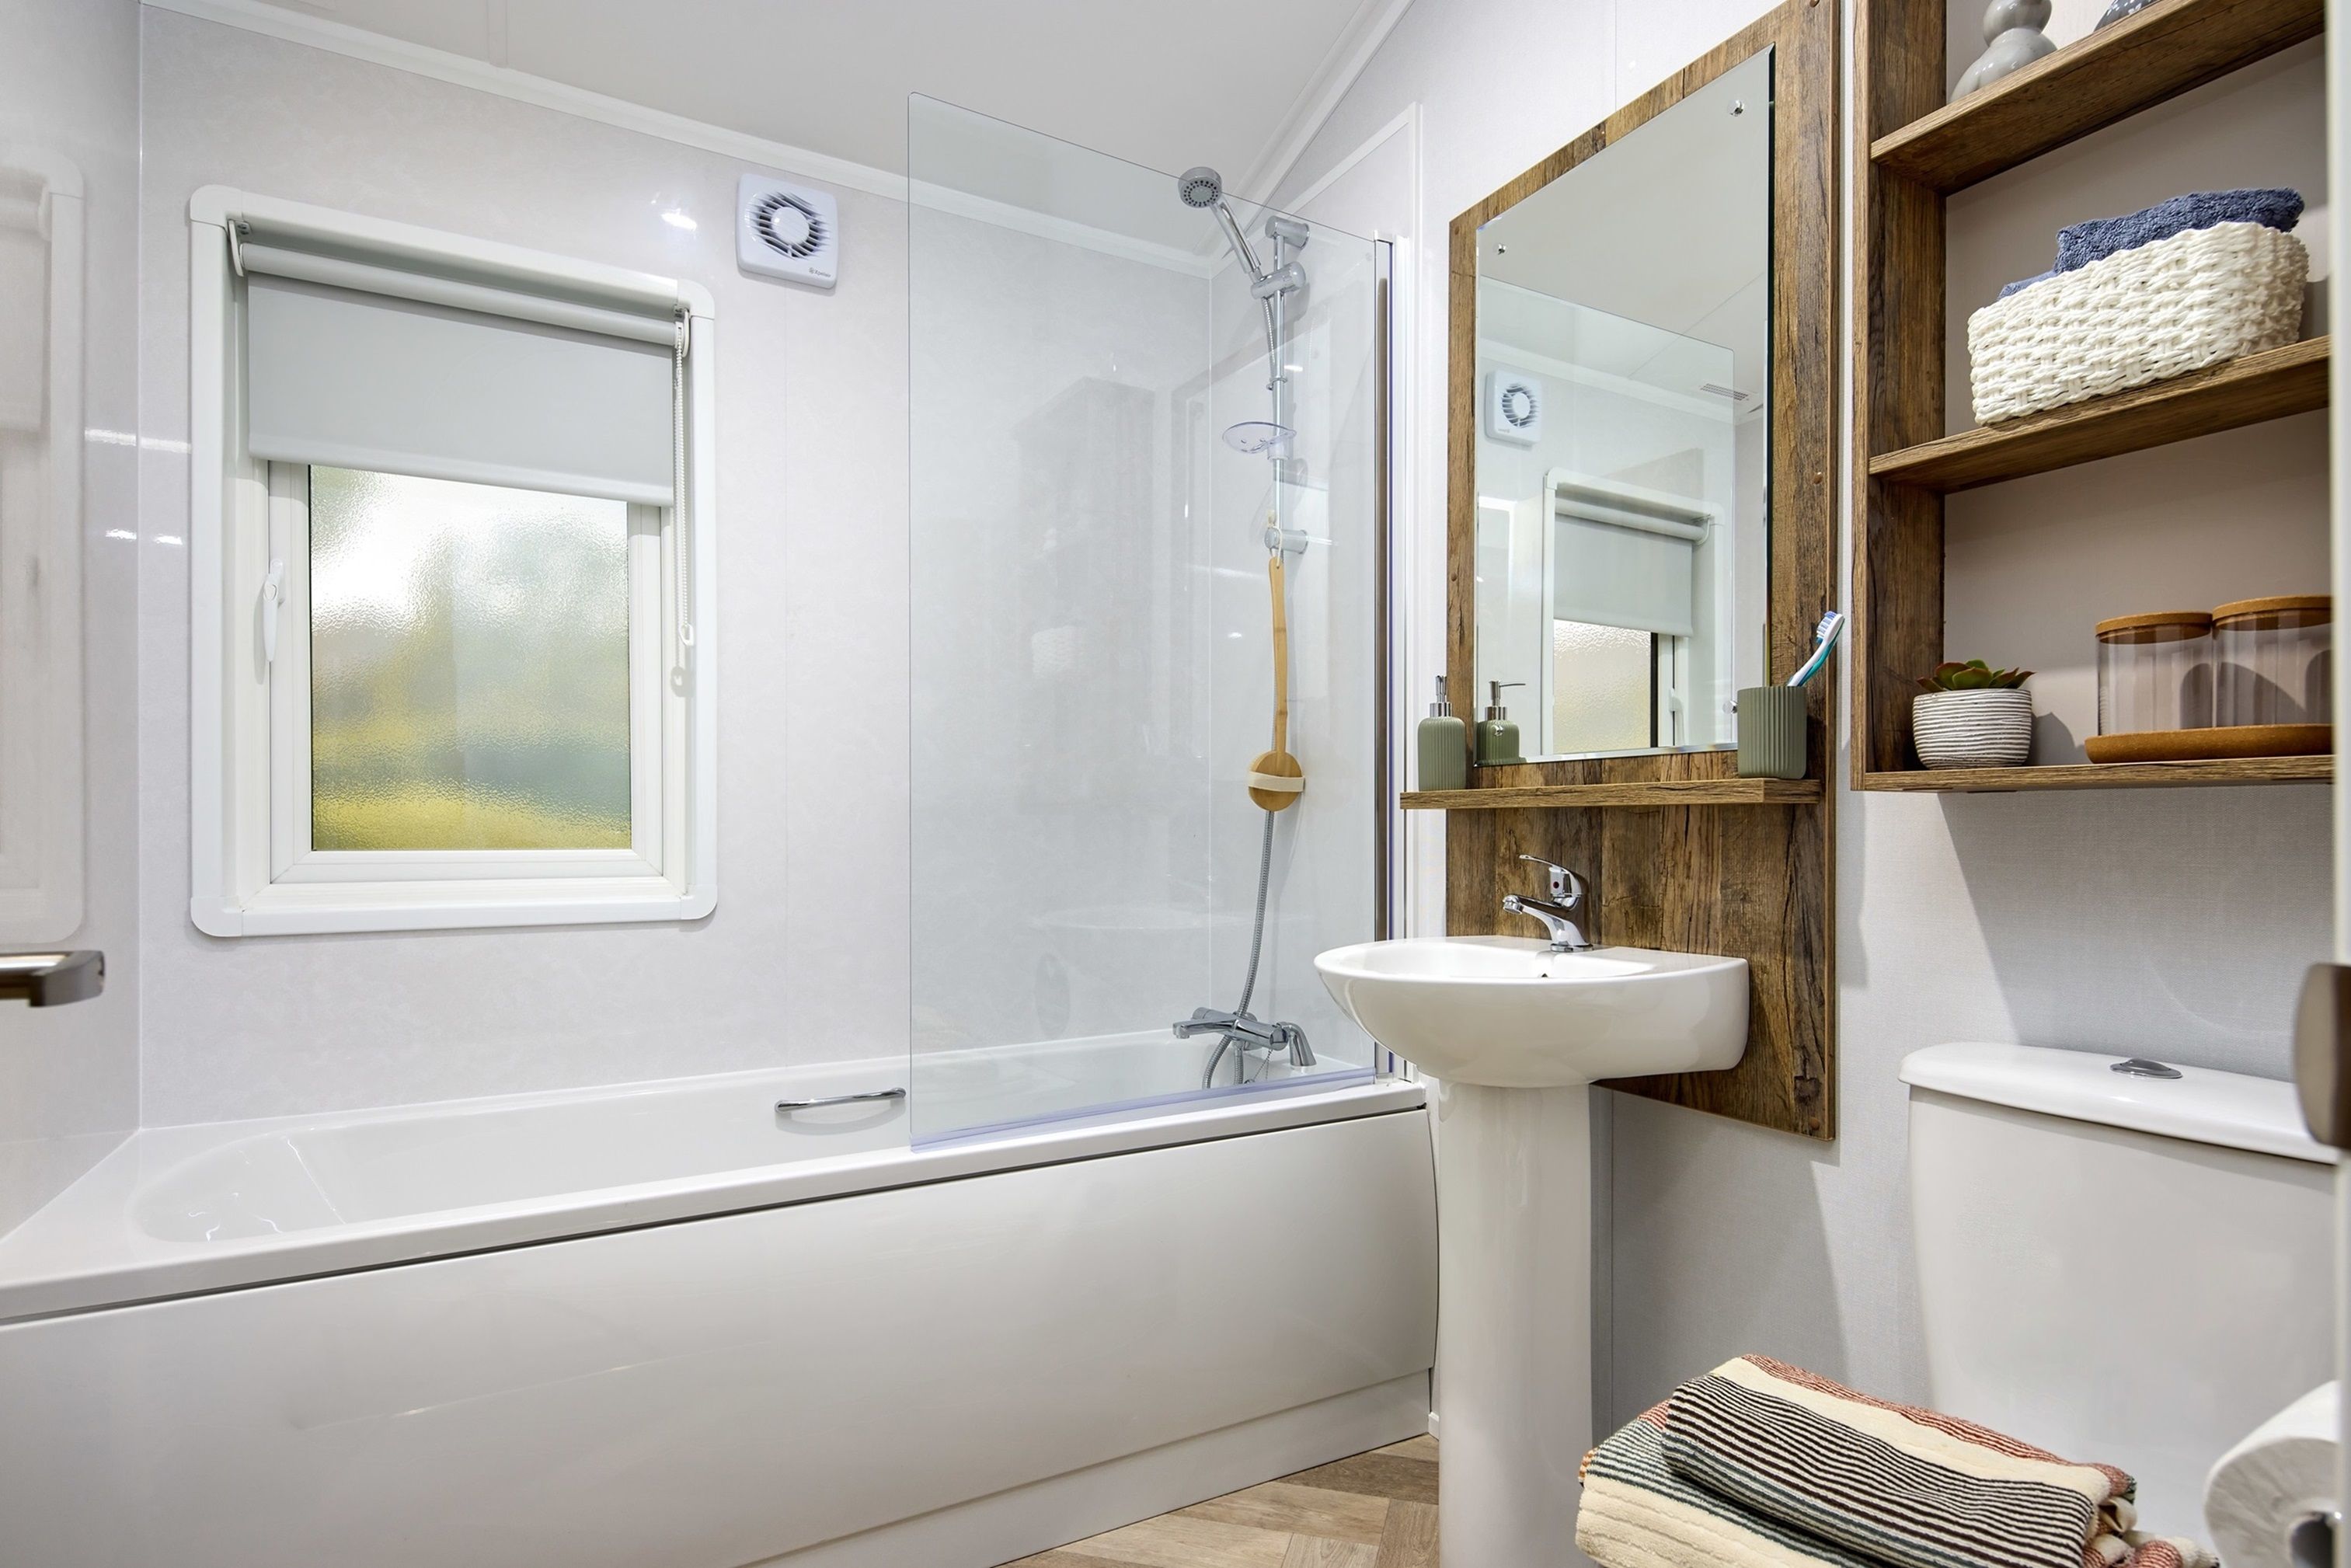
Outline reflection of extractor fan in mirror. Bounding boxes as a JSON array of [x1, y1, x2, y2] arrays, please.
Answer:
[[1483, 371, 1541, 445], [737, 174, 838, 288]]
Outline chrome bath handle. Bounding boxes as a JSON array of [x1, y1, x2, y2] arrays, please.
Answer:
[[775, 1088, 907, 1113], [0, 950, 104, 1007]]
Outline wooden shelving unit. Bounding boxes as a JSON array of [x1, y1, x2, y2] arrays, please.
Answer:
[[1402, 778, 1823, 811], [1871, 0, 2321, 192], [1852, 0, 2329, 796]]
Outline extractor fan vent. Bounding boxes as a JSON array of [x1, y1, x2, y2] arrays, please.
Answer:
[[1483, 371, 1541, 446], [1698, 382, 1751, 402], [737, 174, 838, 288]]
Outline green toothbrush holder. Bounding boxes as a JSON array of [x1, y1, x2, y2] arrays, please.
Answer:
[[1736, 687, 1809, 779]]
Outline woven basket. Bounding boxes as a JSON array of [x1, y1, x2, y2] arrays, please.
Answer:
[[1968, 222, 2307, 424], [1912, 688, 2033, 769]]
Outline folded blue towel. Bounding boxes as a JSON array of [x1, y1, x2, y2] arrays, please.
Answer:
[[2055, 188, 2303, 273], [2095, 0, 2161, 28], [1997, 270, 2056, 300]]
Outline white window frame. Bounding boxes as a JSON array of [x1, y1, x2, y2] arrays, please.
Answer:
[[186, 188, 718, 936]]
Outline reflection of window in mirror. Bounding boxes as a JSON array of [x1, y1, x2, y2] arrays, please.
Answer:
[[1552, 620, 1654, 754]]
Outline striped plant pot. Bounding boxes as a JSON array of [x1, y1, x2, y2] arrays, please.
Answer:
[[1912, 688, 2034, 769]]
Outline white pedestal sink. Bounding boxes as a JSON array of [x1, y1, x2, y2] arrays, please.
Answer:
[[1315, 936, 1748, 1568]]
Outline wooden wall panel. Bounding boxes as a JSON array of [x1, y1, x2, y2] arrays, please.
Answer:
[[1440, 0, 1839, 1139], [1445, 801, 1830, 1139], [1851, 0, 1949, 779]]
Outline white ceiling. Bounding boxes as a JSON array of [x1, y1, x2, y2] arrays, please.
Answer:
[[257, 0, 1395, 193]]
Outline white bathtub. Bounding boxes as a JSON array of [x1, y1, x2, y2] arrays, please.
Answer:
[[0, 1061, 1434, 1568]]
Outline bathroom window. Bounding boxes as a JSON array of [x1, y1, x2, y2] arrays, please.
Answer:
[[186, 189, 716, 935], [282, 467, 645, 854]]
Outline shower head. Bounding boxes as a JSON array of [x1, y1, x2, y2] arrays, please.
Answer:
[[1178, 159, 1300, 429], [1178, 165, 1267, 285]]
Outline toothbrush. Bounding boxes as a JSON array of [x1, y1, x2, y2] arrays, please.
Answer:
[[1786, 610, 1846, 688]]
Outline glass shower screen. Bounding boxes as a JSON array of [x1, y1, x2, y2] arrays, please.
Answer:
[[908, 96, 1386, 1144]]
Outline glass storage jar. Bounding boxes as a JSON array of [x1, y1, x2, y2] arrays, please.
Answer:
[[2213, 595, 2332, 727], [2096, 612, 2213, 736]]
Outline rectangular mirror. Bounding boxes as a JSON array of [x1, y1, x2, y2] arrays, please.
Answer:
[[1470, 49, 1772, 765]]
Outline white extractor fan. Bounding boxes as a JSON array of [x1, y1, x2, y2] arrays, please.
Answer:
[[1484, 370, 1541, 445], [737, 174, 838, 288]]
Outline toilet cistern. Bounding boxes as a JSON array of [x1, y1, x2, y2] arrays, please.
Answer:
[[1501, 855, 1593, 953]]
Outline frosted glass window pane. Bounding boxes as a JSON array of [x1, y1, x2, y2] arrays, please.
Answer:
[[308, 467, 632, 850], [1552, 619, 1653, 754]]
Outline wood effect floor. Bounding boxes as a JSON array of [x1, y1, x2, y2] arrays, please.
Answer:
[[1003, 1436, 1439, 1568]]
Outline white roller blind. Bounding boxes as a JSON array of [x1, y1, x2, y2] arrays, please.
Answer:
[[1549, 478, 1705, 639], [243, 263, 677, 504]]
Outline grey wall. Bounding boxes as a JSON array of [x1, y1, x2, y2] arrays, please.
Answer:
[[0, 0, 143, 1234], [1275, 0, 2332, 1427]]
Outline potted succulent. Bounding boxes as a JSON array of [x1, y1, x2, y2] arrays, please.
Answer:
[[1912, 660, 2035, 769]]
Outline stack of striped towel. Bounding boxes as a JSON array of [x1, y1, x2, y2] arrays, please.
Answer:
[[1577, 1355, 2217, 1568]]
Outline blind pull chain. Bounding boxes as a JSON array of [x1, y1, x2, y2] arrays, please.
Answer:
[[674, 308, 693, 656]]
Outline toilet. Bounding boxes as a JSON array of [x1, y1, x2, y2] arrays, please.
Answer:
[[1904, 1042, 2336, 1539]]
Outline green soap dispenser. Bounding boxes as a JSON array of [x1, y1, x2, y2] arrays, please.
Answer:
[[1475, 680, 1525, 765], [1417, 676, 1468, 791]]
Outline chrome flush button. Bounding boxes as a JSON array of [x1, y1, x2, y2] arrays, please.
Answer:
[[2110, 1058, 2182, 1080]]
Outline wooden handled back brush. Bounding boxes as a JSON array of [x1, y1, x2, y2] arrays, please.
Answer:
[[1245, 546, 1306, 812]]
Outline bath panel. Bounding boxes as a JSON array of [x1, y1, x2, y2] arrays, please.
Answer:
[[0, 1103, 1435, 1567]]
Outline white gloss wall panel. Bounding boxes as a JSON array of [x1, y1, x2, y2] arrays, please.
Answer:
[[0, 1110, 1438, 1568], [907, 206, 1215, 1083], [1284, 119, 1434, 948], [135, 11, 909, 1120], [0, 0, 143, 1235]]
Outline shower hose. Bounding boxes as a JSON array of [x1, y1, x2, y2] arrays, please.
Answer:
[[1201, 809, 1278, 1089]]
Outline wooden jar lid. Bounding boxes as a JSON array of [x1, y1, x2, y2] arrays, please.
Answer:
[[2212, 594, 2332, 625], [2094, 610, 2211, 639]]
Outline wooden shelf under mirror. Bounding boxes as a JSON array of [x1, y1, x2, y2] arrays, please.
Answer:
[[1851, 0, 2330, 796], [1869, 0, 2321, 193], [1403, 779, 1822, 810], [1440, 0, 1839, 1140]]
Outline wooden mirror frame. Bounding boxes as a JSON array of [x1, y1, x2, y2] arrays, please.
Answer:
[[1435, 0, 1840, 1138]]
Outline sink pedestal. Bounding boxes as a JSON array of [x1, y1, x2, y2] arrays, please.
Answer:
[[1437, 1079, 1593, 1568], [1311, 936, 1747, 1568]]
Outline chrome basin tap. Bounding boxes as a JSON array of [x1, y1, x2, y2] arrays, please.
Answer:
[[1502, 856, 1593, 953]]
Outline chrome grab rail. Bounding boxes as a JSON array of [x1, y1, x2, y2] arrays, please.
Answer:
[[775, 1087, 907, 1113], [0, 950, 104, 1007]]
